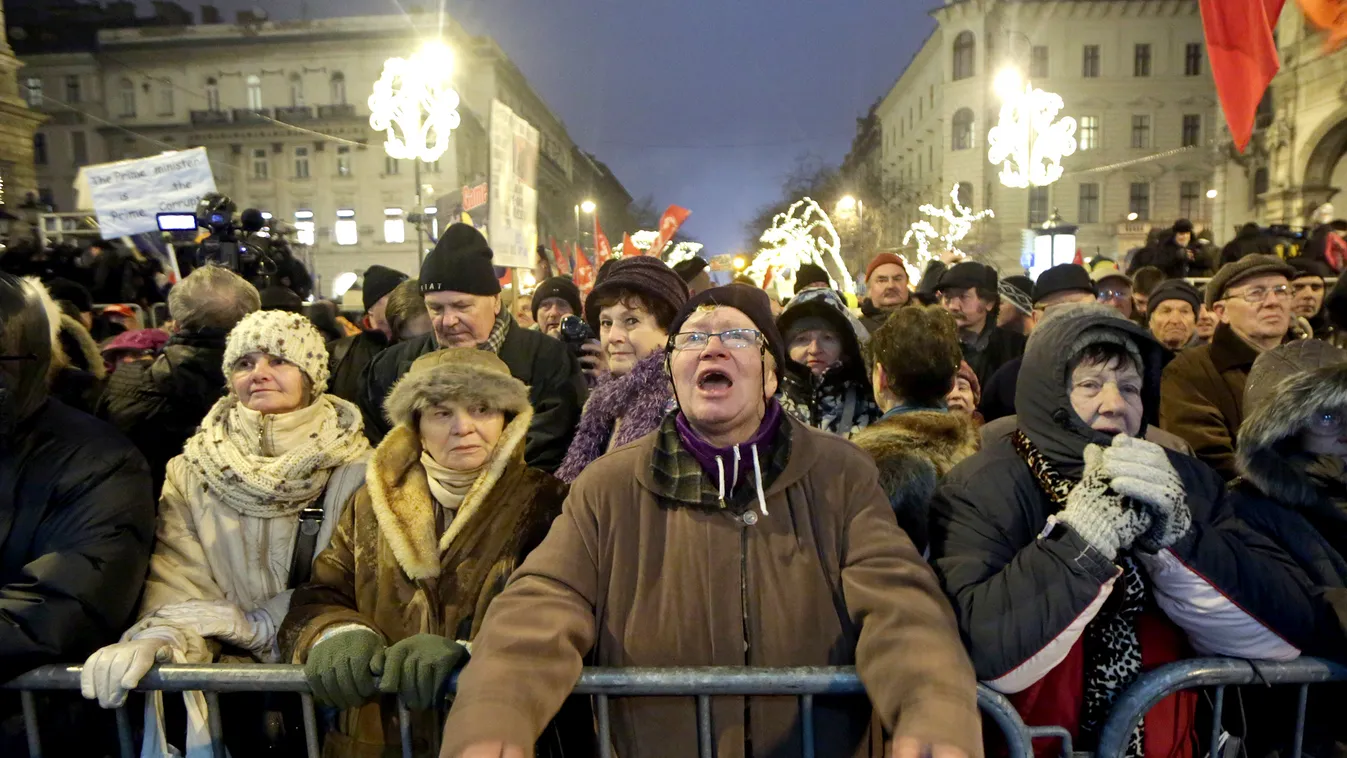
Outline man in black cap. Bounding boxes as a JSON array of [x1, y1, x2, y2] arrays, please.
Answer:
[[326, 265, 409, 404], [935, 261, 1026, 385], [672, 256, 712, 296], [1129, 218, 1209, 278], [358, 224, 586, 471], [532, 276, 583, 338], [1287, 257, 1333, 340], [1146, 279, 1203, 351], [977, 264, 1096, 422]]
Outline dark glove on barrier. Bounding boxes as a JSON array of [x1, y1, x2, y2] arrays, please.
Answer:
[[304, 628, 385, 710], [374, 634, 468, 710]]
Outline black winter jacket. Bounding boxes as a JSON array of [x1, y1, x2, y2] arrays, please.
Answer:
[[930, 305, 1314, 691], [359, 319, 586, 472], [96, 328, 229, 493], [0, 399, 156, 681], [327, 330, 389, 407], [961, 324, 1026, 387], [1130, 238, 1209, 279]]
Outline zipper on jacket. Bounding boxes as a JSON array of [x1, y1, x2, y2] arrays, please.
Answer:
[[259, 414, 273, 457], [740, 520, 753, 757]]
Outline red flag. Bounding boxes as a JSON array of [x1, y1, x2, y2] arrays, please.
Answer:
[[594, 217, 614, 265], [1200, 0, 1286, 152], [1298, 0, 1347, 51], [550, 238, 570, 276], [1072, 249, 1084, 267], [645, 205, 692, 260], [622, 232, 639, 257], [573, 243, 596, 295], [499, 268, 513, 286]]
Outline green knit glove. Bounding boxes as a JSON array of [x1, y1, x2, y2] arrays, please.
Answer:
[[374, 634, 468, 710], [304, 627, 385, 709]]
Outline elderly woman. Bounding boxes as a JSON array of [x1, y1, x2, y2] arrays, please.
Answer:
[[556, 256, 688, 481], [279, 348, 579, 756], [929, 303, 1316, 758], [777, 287, 881, 436], [80, 310, 371, 757], [441, 284, 981, 758]]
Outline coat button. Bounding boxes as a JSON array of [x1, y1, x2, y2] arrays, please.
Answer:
[[742, 510, 759, 526]]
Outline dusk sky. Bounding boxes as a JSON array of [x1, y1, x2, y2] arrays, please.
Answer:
[[141, 0, 935, 253]]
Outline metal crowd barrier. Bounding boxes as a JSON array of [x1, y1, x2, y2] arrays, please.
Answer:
[[3, 664, 1051, 758], [1095, 657, 1347, 758]]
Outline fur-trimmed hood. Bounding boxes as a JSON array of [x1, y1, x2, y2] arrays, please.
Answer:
[[366, 403, 533, 580], [383, 347, 529, 429], [57, 314, 107, 379], [1238, 363, 1347, 507]]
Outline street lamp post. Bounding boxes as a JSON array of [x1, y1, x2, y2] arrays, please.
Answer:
[[574, 199, 595, 250]]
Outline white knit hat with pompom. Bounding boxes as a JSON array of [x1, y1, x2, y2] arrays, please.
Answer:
[[222, 310, 330, 394]]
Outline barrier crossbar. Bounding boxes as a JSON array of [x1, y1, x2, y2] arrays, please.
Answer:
[[1095, 657, 1347, 758], [4, 664, 1050, 758]]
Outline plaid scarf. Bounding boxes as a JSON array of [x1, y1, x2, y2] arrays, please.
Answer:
[[480, 305, 512, 355], [1011, 430, 1146, 757], [649, 413, 792, 511]]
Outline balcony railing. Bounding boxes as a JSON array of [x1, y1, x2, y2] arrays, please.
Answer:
[[274, 106, 314, 123], [190, 109, 231, 126], [318, 103, 356, 119], [232, 108, 273, 124]]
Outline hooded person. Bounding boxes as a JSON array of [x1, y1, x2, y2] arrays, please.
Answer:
[[327, 265, 410, 404], [281, 349, 589, 757], [440, 284, 983, 758], [80, 310, 371, 758], [777, 287, 882, 437], [929, 303, 1315, 758], [852, 305, 980, 553], [358, 223, 586, 472], [556, 256, 689, 482], [49, 294, 108, 414], [0, 273, 156, 755]]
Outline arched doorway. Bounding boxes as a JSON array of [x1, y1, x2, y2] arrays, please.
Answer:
[[1300, 116, 1347, 217]]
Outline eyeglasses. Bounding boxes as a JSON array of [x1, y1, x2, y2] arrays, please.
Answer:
[[1223, 285, 1291, 305], [670, 329, 763, 352], [1097, 289, 1130, 301]]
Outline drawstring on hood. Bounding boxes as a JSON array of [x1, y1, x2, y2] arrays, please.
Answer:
[[676, 400, 783, 516]]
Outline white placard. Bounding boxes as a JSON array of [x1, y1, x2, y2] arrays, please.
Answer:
[[487, 100, 539, 269], [79, 148, 217, 238]]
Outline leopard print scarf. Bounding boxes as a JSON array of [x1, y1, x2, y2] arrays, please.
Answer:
[[1012, 430, 1146, 757]]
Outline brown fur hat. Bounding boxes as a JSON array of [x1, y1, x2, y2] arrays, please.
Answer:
[[384, 348, 530, 428]]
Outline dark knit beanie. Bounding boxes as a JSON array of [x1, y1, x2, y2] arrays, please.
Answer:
[[669, 284, 786, 374], [585, 256, 689, 331], [420, 223, 501, 296], [672, 256, 709, 283], [532, 276, 582, 321], [796, 263, 832, 291], [1288, 257, 1332, 280], [1147, 279, 1202, 316], [362, 265, 408, 312]]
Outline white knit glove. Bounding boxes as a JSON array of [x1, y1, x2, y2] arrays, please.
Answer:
[[1057, 444, 1152, 561], [150, 600, 277, 660], [80, 631, 176, 708], [1101, 434, 1192, 552]]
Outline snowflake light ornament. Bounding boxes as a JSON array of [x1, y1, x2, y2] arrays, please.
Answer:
[[987, 85, 1078, 188], [368, 41, 462, 163], [746, 197, 854, 295], [903, 184, 995, 268]]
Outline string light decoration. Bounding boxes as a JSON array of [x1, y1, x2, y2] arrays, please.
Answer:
[[746, 197, 854, 295], [368, 41, 462, 162], [903, 184, 995, 268], [987, 84, 1078, 188], [614, 229, 704, 263]]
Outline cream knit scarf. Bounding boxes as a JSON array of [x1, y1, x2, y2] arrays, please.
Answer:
[[420, 451, 484, 526], [182, 394, 370, 518]]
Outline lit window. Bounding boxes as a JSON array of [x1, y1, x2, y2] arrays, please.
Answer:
[[294, 210, 315, 245], [384, 208, 405, 243], [335, 210, 357, 246], [23, 77, 42, 107], [1079, 116, 1100, 150]]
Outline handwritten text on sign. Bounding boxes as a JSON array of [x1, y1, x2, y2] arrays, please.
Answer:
[[85, 148, 218, 237]]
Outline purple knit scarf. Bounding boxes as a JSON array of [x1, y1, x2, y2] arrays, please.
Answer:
[[675, 398, 784, 490], [556, 350, 674, 483]]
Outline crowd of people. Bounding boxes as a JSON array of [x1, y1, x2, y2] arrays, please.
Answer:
[[3, 216, 1347, 758]]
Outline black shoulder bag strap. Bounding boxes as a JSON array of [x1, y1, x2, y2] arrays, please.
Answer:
[[287, 505, 325, 589]]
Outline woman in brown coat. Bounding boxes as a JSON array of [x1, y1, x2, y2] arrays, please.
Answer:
[[442, 285, 981, 758], [280, 348, 570, 757]]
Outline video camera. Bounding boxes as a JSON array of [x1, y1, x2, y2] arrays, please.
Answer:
[[158, 193, 292, 283]]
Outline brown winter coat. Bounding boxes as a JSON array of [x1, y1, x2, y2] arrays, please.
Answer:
[[439, 414, 982, 758], [1160, 323, 1268, 478], [279, 406, 569, 758], [850, 410, 980, 553]]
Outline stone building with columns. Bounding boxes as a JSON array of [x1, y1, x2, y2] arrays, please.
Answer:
[[0, 5, 45, 208]]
